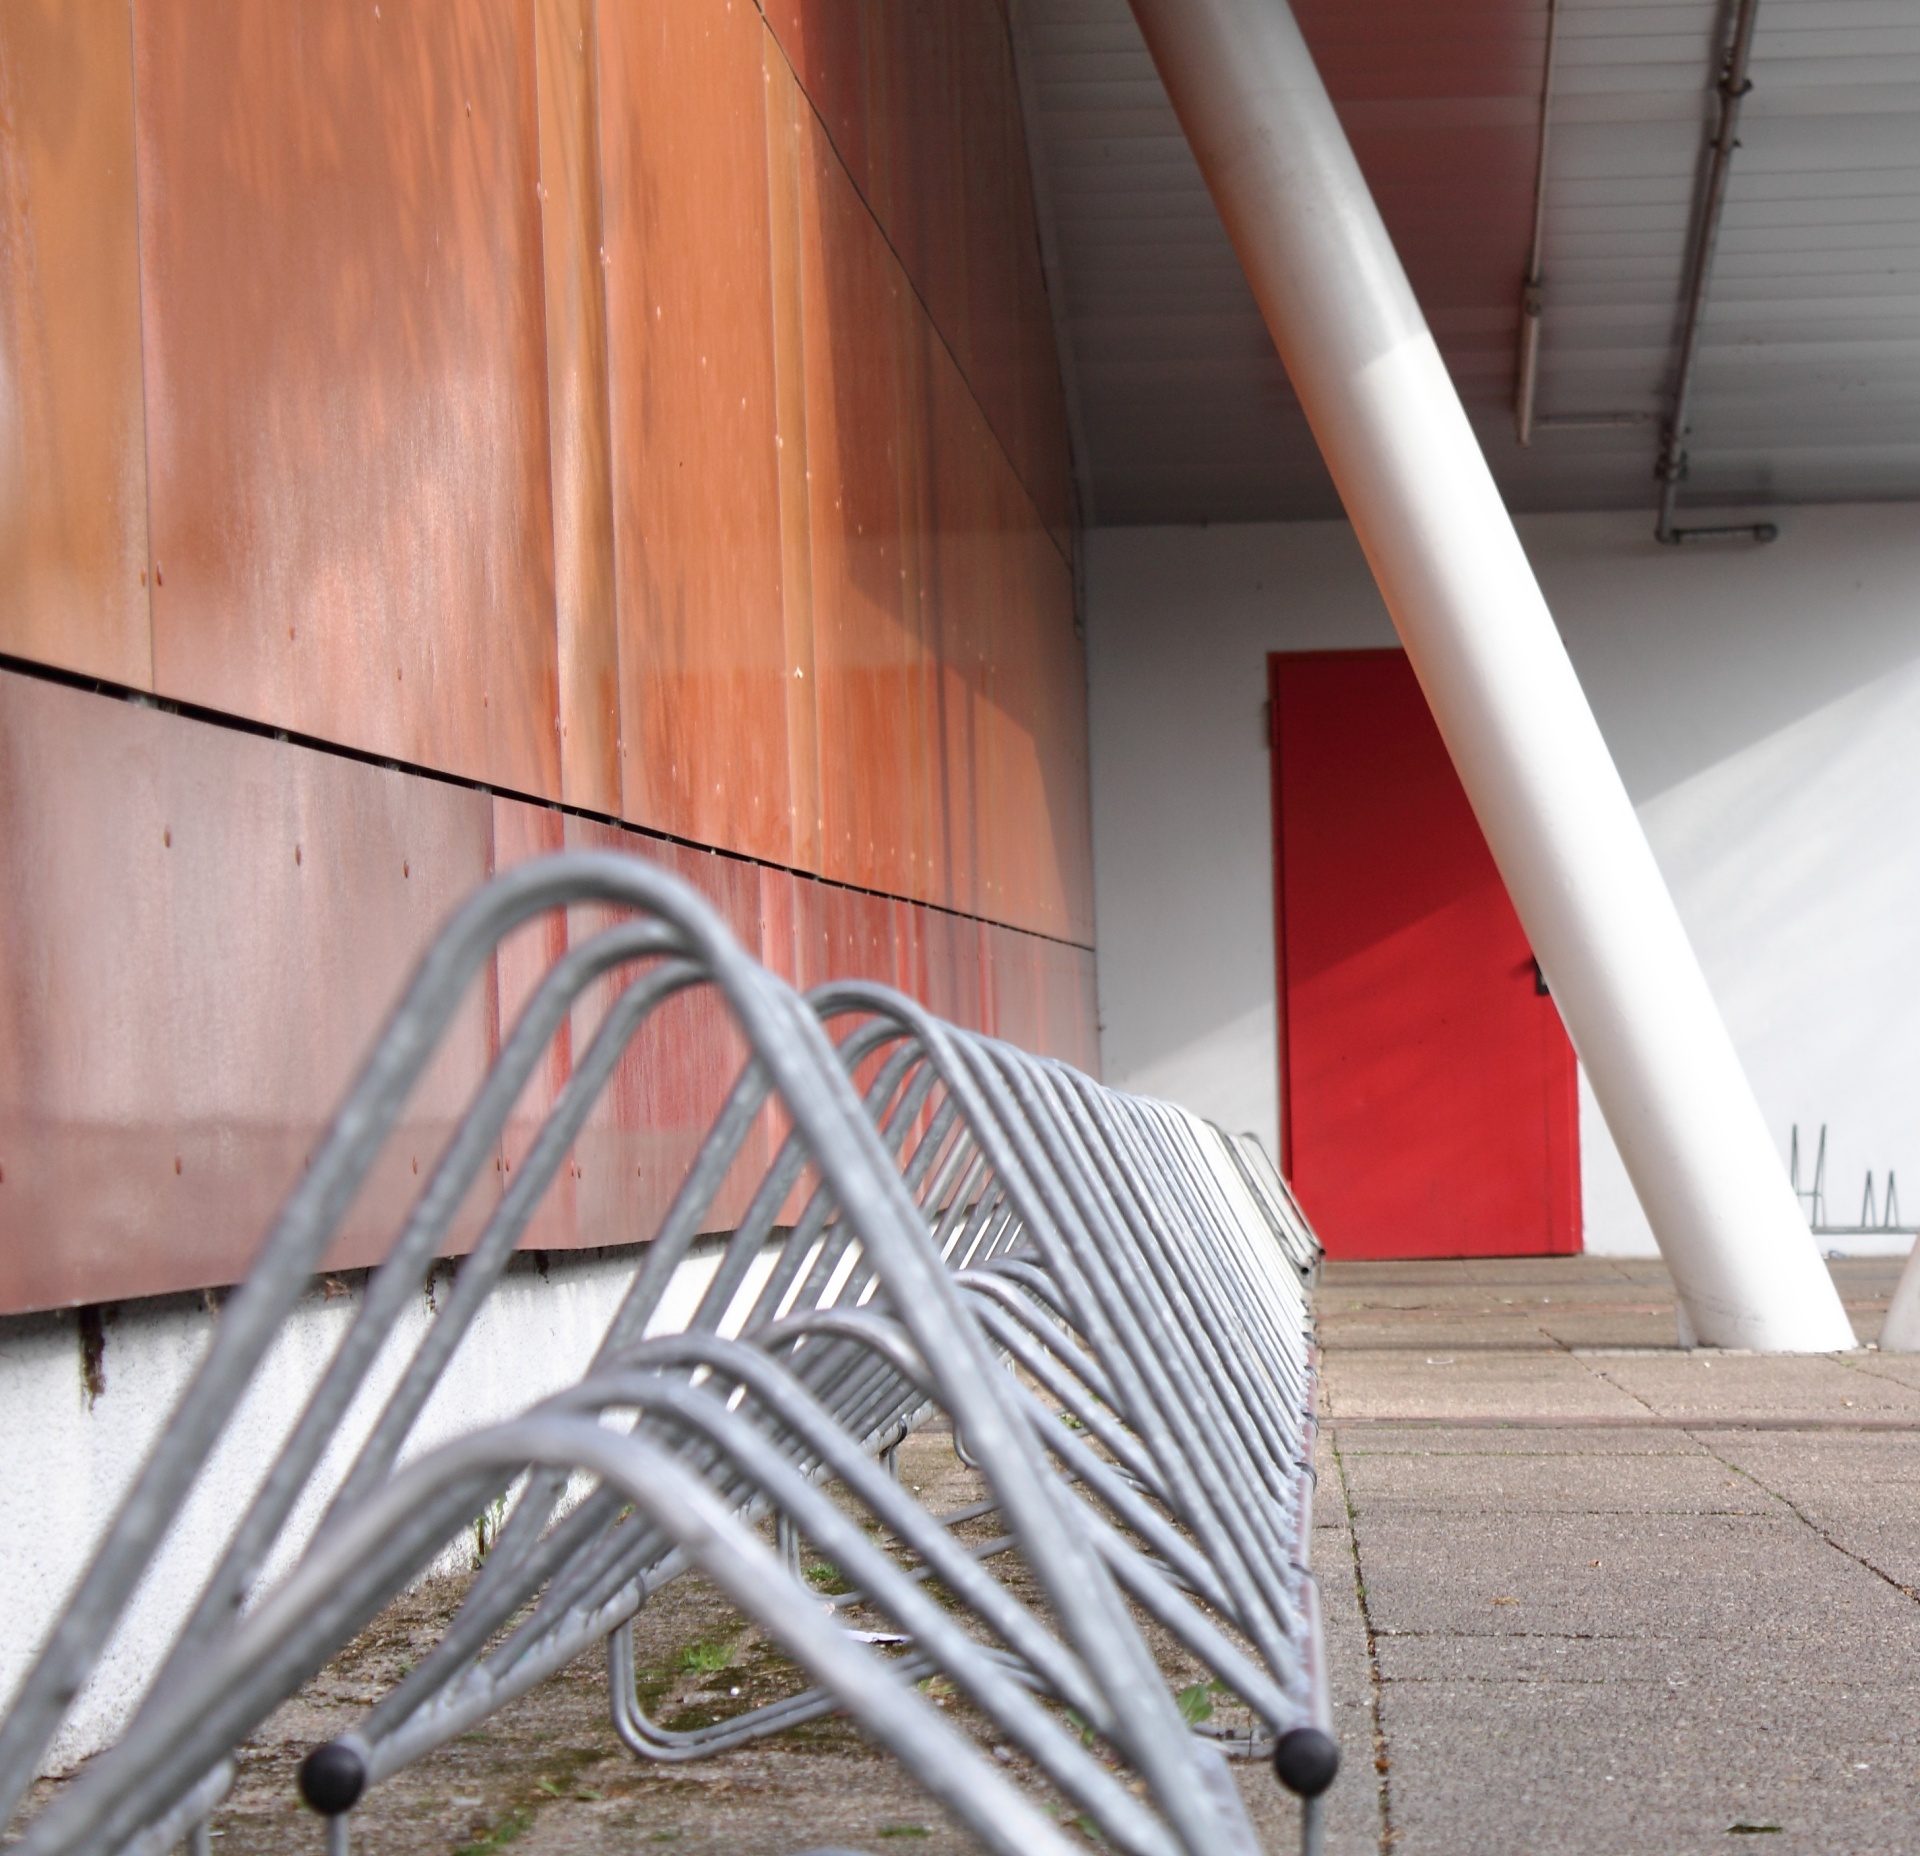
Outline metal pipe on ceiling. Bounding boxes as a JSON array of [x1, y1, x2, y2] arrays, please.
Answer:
[[1124, 0, 1854, 1350], [1514, 0, 1560, 447], [1655, 0, 1777, 544]]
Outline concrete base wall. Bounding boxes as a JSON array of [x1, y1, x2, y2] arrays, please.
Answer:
[[0, 1245, 726, 1770], [1086, 502, 1920, 1257]]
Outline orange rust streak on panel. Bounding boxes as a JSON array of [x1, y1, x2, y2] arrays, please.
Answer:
[[976, 915, 1099, 1068], [795, 98, 937, 906], [952, 3, 1021, 520], [866, 1, 1072, 555], [534, 0, 621, 816], [756, 0, 872, 197], [764, 37, 825, 878], [916, 902, 981, 1035], [0, 672, 497, 1314], [923, 327, 993, 926], [598, 0, 793, 867], [864, 3, 963, 365], [0, 0, 153, 687], [922, 322, 1089, 945], [135, 0, 562, 799], [1000, 72, 1075, 554], [490, 795, 575, 1249], [561, 816, 768, 1245], [1016, 511, 1093, 946]]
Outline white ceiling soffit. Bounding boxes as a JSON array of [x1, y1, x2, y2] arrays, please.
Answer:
[[1015, 0, 1920, 524]]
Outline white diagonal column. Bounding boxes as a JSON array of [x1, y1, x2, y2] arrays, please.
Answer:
[[1125, 0, 1853, 1349]]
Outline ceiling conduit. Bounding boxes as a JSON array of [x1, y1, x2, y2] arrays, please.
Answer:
[[1123, 0, 1854, 1350], [1655, 0, 1778, 544], [1513, 0, 1560, 448], [1512, 0, 1655, 446]]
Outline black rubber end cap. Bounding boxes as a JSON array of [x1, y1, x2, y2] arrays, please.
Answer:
[[1274, 1726, 1341, 1798], [298, 1741, 366, 1816]]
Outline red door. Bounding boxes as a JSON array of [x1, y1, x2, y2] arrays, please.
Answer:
[[1270, 650, 1580, 1259]]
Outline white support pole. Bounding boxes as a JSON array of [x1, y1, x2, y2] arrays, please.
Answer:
[[1125, 0, 1853, 1350]]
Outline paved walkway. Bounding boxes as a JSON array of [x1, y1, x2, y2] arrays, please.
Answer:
[[1310, 1256, 1919, 1856]]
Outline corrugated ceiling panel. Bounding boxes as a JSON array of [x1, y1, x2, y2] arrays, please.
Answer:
[[1017, 0, 1920, 520]]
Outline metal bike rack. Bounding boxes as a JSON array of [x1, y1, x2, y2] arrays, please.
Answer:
[[0, 852, 1335, 1856]]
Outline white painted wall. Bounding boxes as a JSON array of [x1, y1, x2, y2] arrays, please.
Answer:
[[1086, 502, 1920, 1256], [0, 1243, 731, 1770]]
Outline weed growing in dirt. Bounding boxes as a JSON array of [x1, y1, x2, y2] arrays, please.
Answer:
[[677, 1637, 735, 1676]]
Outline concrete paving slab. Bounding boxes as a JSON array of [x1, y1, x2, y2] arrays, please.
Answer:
[[1346, 1507, 1910, 1645], [1328, 1422, 1702, 1457], [1537, 1307, 1691, 1349], [1705, 1432, 1920, 1589], [1711, 1429, 1920, 1494], [1319, 1348, 1649, 1421], [1373, 1619, 1920, 1690], [1590, 1351, 1920, 1419], [1378, 1675, 1920, 1856], [1334, 1445, 1768, 1516], [1838, 1351, 1920, 1393], [1315, 1314, 1569, 1349], [1322, 1261, 1480, 1290]]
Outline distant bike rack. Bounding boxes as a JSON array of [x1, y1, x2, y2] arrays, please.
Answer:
[[0, 853, 1335, 1856], [1791, 1123, 1917, 1240]]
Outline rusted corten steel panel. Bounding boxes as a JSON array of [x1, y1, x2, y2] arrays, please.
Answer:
[[981, 480, 1092, 946], [919, 314, 1091, 947], [758, 0, 1083, 942], [866, 2, 968, 377], [793, 878, 917, 1115], [916, 901, 984, 1037], [764, 41, 826, 880], [534, 0, 622, 817], [981, 917, 1097, 1072], [0, 672, 499, 1314], [762, 0, 1073, 550], [0, 0, 153, 688], [1028, 931, 1100, 1076], [798, 879, 900, 995], [0, 665, 1088, 1310], [598, 0, 795, 867], [133, 0, 562, 800], [922, 333, 996, 926], [976, 917, 1027, 1056], [491, 795, 575, 1250], [758, 0, 872, 197], [559, 816, 771, 1247], [791, 98, 941, 910]]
